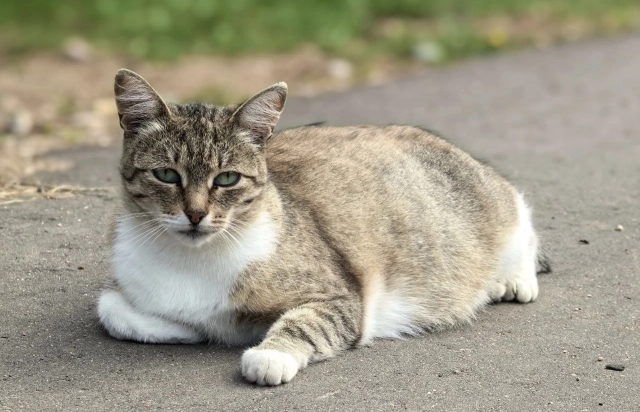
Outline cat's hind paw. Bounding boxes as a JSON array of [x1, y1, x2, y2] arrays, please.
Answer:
[[489, 276, 538, 303], [241, 348, 300, 386]]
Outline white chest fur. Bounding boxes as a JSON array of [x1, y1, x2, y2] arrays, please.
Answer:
[[111, 213, 277, 343]]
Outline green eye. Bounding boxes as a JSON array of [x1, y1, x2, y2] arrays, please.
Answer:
[[214, 171, 241, 187], [153, 168, 181, 184]]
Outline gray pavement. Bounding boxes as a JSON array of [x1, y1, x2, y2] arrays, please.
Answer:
[[2, 35, 640, 411]]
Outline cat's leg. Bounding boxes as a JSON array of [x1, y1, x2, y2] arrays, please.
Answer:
[[97, 290, 203, 344], [241, 298, 361, 386], [488, 195, 539, 303]]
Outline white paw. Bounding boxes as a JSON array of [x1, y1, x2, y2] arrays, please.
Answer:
[[241, 348, 300, 386], [491, 276, 539, 303], [98, 290, 202, 344], [491, 194, 540, 304]]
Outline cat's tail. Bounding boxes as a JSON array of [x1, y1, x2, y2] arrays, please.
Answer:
[[536, 249, 552, 274]]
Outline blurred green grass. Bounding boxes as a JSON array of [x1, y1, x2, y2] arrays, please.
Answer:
[[1, 0, 640, 62]]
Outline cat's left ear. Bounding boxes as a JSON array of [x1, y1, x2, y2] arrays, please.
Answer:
[[231, 82, 288, 142]]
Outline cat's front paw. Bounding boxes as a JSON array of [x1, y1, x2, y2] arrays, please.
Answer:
[[241, 348, 300, 386], [98, 290, 203, 344]]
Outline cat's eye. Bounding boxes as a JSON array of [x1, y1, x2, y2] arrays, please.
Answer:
[[153, 168, 181, 184], [214, 171, 241, 187]]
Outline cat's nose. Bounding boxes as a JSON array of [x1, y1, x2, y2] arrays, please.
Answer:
[[185, 209, 208, 225]]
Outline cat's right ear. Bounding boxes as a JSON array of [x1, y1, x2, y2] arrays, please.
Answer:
[[114, 69, 171, 134]]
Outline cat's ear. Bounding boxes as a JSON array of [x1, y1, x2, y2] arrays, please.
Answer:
[[231, 82, 288, 141], [114, 69, 171, 133]]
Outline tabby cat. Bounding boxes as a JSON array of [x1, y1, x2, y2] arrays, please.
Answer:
[[98, 69, 544, 386]]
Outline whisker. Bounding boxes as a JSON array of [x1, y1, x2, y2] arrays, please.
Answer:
[[217, 230, 234, 251], [224, 226, 244, 249], [144, 226, 168, 255], [123, 225, 166, 266], [226, 221, 251, 235], [116, 211, 157, 220], [121, 222, 164, 247], [229, 219, 252, 229], [116, 217, 166, 237], [116, 215, 162, 226]]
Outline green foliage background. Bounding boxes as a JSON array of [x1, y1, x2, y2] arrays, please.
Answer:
[[1, 0, 639, 61]]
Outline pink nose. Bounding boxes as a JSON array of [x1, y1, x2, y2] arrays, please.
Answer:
[[185, 210, 207, 225]]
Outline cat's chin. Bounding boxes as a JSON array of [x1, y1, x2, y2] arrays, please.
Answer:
[[171, 229, 216, 248]]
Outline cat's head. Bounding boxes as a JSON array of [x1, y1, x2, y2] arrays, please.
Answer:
[[114, 69, 287, 247]]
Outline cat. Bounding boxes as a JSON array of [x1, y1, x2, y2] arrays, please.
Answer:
[[98, 69, 545, 386]]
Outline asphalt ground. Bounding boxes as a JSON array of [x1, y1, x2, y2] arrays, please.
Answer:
[[1, 34, 639, 411]]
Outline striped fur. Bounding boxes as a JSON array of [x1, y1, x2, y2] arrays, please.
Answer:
[[99, 69, 542, 386]]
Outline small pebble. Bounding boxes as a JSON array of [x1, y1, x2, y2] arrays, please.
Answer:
[[597, 356, 603, 362], [615, 225, 623, 232], [605, 364, 625, 371], [579, 239, 590, 245], [77, 266, 85, 270]]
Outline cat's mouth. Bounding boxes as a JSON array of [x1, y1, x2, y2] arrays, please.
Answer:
[[171, 224, 227, 247], [172, 227, 218, 247], [178, 228, 212, 239]]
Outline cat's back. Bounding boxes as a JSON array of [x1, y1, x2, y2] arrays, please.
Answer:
[[267, 125, 514, 211], [269, 125, 444, 167], [267, 125, 519, 263]]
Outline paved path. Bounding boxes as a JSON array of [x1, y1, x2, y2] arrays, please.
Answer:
[[2, 35, 639, 411]]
